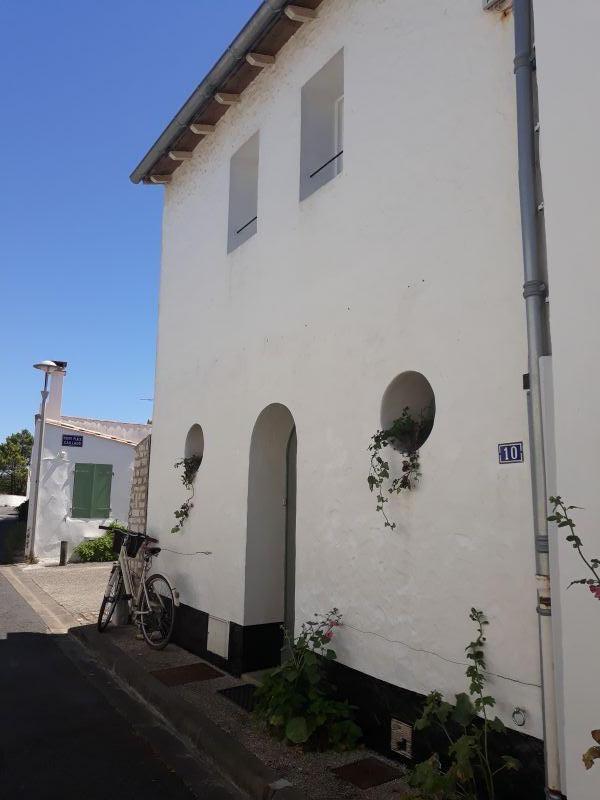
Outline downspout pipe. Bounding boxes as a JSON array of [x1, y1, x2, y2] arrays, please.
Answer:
[[130, 0, 290, 184], [513, 1, 562, 797]]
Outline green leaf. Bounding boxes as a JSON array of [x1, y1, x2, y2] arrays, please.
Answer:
[[502, 755, 521, 771], [488, 716, 506, 733], [449, 734, 477, 781], [478, 695, 496, 708], [452, 693, 475, 727], [285, 716, 309, 744], [432, 701, 453, 724]]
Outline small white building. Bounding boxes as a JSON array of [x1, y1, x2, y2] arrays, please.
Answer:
[[26, 364, 150, 560], [130, 2, 600, 798]]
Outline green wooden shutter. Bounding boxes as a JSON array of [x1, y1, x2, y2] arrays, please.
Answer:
[[91, 464, 112, 519], [72, 463, 94, 518]]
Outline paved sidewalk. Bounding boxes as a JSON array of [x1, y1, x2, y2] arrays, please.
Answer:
[[19, 561, 112, 622], [102, 627, 410, 800]]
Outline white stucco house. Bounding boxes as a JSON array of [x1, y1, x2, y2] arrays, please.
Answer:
[[26, 364, 150, 560], [130, 2, 600, 798]]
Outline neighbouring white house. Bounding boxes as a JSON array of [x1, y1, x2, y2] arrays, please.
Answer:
[[130, 2, 600, 798], [26, 363, 150, 560]]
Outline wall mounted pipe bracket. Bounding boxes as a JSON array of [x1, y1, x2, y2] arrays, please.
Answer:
[[523, 279, 547, 299]]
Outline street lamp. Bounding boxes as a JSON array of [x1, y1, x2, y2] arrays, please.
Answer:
[[26, 360, 63, 561]]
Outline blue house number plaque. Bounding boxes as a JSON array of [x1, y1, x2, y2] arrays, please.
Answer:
[[62, 434, 83, 447], [498, 442, 524, 464]]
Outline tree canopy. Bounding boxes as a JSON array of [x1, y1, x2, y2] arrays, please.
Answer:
[[0, 429, 34, 496]]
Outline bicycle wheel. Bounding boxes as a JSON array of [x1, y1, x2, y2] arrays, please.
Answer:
[[139, 573, 175, 649], [97, 565, 124, 632]]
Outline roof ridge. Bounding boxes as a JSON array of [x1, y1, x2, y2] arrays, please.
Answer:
[[46, 419, 137, 446]]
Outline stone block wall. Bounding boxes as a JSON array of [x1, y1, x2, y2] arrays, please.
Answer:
[[128, 434, 151, 534]]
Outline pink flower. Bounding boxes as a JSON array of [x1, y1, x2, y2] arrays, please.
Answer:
[[325, 629, 334, 640], [589, 584, 600, 601]]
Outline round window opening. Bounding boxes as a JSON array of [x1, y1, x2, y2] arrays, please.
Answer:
[[184, 424, 204, 462], [380, 371, 436, 453]]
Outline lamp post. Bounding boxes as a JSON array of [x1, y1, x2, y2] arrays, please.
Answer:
[[26, 360, 62, 562]]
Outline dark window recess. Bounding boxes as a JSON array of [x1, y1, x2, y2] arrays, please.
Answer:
[[310, 150, 344, 179], [236, 216, 258, 235]]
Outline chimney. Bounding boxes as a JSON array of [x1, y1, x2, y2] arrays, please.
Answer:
[[46, 361, 67, 419]]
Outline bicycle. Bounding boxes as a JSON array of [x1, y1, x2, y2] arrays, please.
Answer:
[[97, 526, 178, 649]]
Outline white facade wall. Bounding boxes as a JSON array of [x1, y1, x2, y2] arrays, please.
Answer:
[[33, 424, 134, 559], [535, 2, 600, 797], [147, 0, 542, 737]]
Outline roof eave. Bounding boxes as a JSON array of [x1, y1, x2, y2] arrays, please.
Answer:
[[130, 0, 292, 185]]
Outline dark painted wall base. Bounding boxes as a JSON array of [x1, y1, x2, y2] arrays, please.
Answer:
[[172, 604, 545, 799], [328, 659, 545, 800], [171, 602, 282, 676]]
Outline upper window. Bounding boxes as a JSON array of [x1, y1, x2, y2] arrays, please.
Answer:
[[300, 49, 344, 201], [228, 132, 259, 253], [72, 463, 112, 519]]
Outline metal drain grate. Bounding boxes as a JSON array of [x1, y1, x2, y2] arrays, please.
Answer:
[[331, 757, 403, 789], [150, 662, 224, 686], [218, 683, 257, 712]]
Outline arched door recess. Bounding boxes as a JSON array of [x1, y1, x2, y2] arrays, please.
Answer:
[[245, 404, 296, 669]]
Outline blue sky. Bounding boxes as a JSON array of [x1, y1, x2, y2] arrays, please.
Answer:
[[0, 0, 260, 442]]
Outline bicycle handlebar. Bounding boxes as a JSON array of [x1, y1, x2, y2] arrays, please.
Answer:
[[98, 525, 159, 544]]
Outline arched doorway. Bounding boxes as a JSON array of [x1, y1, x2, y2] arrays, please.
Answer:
[[245, 404, 296, 667]]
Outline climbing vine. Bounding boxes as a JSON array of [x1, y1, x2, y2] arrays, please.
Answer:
[[547, 496, 600, 770], [171, 455, 202, 534], [408, 609, 520, 799], [367, 406, 434, 530]]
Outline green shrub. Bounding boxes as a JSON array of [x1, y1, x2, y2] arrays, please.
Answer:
[[254, 609, 361, 751], [72, 533, 114, 562], [72, 520, 127, 562]]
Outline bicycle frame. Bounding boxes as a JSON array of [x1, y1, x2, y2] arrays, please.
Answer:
[[116, 542, 152, 622]]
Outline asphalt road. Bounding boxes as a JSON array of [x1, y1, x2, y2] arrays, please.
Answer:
[[0, 571, 243, 800]]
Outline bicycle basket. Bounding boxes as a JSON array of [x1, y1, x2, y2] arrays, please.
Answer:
[[126, 532, 146, 558], [111, 529, 127, 555]]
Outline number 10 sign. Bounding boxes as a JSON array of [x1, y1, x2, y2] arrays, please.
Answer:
[[498, 442, 524, 464]]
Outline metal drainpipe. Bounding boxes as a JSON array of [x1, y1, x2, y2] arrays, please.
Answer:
[[513, 1, 562, 797]]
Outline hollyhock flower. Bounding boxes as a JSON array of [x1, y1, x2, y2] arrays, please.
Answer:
[[589, 584, 600, 601]]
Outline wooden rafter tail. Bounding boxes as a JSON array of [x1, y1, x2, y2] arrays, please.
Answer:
[[246, 52, 276, 68], [215, 92, 241, 105], [168, 151, 193, 161], [284, 5, 317, 23], [190, 123, 216, 135], [150, 174, 172, 185]]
